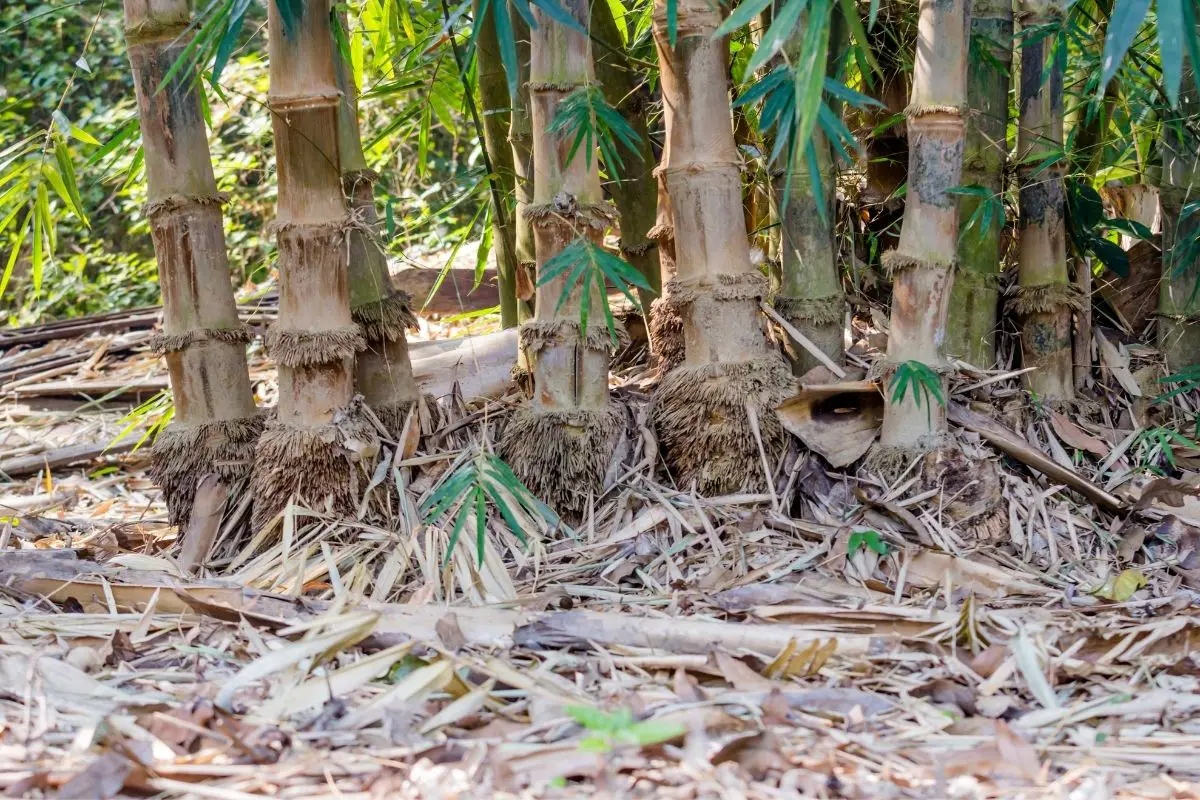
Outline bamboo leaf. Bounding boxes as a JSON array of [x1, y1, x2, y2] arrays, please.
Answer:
[[530, 0, 586, 35], [0, 208, 31, 301], [276, 0, 307, 38], [1098, 0, 1151, 96], [713, 0, 773, 40], [745, 0, 807, 78], [837, 0, 880, 77], [212, 0, 253, 84]]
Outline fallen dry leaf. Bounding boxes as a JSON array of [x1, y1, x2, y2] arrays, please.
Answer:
[[911, 678, 978, 716], [711, 730, 789, 780], [1048, 410, 1109, 457]]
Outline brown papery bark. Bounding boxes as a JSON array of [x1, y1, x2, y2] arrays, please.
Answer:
[[252, 0, 373, 531], [334, 41, 421, 449], [873, 0, 969, 471], [123, 0, 262, 530], [649, 0, 794, 495], [1014, 0, 1076, 402], [497, 0, 621, 520]]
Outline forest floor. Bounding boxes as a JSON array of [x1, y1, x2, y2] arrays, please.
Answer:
[[2, 269, 1200, 798]]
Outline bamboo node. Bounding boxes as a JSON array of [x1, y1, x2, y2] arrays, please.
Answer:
[[773, 295, 846, 327], [518, 319, 629, 357], [867, 358, 954, 384], [524, 197, 618, 231], [1006, 283, 1087, 315], [352, 292, 419, 344], [664, 272, 770, 307], [621, 240, 658, 258], [123, 18, 190, 43], [647, 222, 675, 242], [264, 325, 366, 368], [881, 250, 958, 277], [267, 90, 342, 113], [150, 326, 252, 355], [342, 169, 380, 193], [904, 104, 966, 119], [526, 80, 592, 92], [144, 193, 229, 219]]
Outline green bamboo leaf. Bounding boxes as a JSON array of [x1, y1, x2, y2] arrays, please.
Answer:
[[666, 0, 677, 46], [530, 0, 586, 35], [491, 0, 521, 102], [482, 482, 529, 544], [745, 0, 807, 78], [443, 497, 472, 567], [87, 118, 140, 167], [1098, 0, 1151, 96], [837, 0, 880, 77], [212, 0, 253, 84], [0, 208, 31, 301], [53, 140, 88, 227], [31, 190, 45, 293], [791, 0, 830, 163], [276, 0, 306, 38], [713, 0, 773, 40], [474, 487, 487, 565], [867, 0, 880, 29], [69, 126, 100, 147]]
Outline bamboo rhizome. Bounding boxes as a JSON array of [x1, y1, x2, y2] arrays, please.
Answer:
[[497, 0, 623, 521], [649, 0, 794, 495], [871, 0, 970, 475], [945, 0, 1012, 368], [1014, 0, 1076, 402], [252, 0, 374, 531], [334, 33, 423, 453], [123, 0, 262, 530]]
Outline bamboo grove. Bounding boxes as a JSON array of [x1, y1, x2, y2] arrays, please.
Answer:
[[6, 0, 1200, 535]]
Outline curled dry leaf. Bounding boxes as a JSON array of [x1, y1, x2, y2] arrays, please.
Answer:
[[911, 678, 978, 716], [1133, 477, 1200, 512], [711, 730, 790, 781]]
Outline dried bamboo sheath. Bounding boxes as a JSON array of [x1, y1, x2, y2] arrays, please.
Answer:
[[499, 0, 621, 520], [649, 0, 793, 495], [252, 0, 372, 530], [123, 0, 261, 529]]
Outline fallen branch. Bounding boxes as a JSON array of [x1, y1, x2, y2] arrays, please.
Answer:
[[0, 441, 139, 479], [947, 402, 1123, 512]]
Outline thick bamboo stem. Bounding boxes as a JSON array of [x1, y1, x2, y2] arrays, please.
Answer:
[[333, 36, 421, 443], [773, 10, 845, 376], [875, 0, 969, 461], [1015, 0, 1074, 401], [592, 0, 661, 306], [1158, 82, 1200, 371], [498, 0, 620, 519], [508, 7, 536, 309], [472, 0, 523, 328], [945, 0, 1012, 367], [122, 0, 261, 529], [649, 0, 793, 495], [252, 0, 372, 530]]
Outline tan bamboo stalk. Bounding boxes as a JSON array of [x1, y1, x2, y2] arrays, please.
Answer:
[[123, 0, 262, 530], [592, 0, 661, 306], [508, 6, 536, 307], [497, 0, 622, 519], [649, 0, 794, 495], [872, 0, 970, 471], [772, 10, 846, 376], [648, 43, 682, 371], [334, 36, 421, 445], [1158, 78, 1200, 371], [473, 0, 523, 327], [945, 0, 1012, 367], [1014, 0, 1076, 401], [252, 0, 372, 530]]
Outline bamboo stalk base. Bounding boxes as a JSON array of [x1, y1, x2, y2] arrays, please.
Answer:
[[498, 406, 623, 521], [651, 356, 794, 495], [250, 411, 376, 533], [151, 414, 266, 529]]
